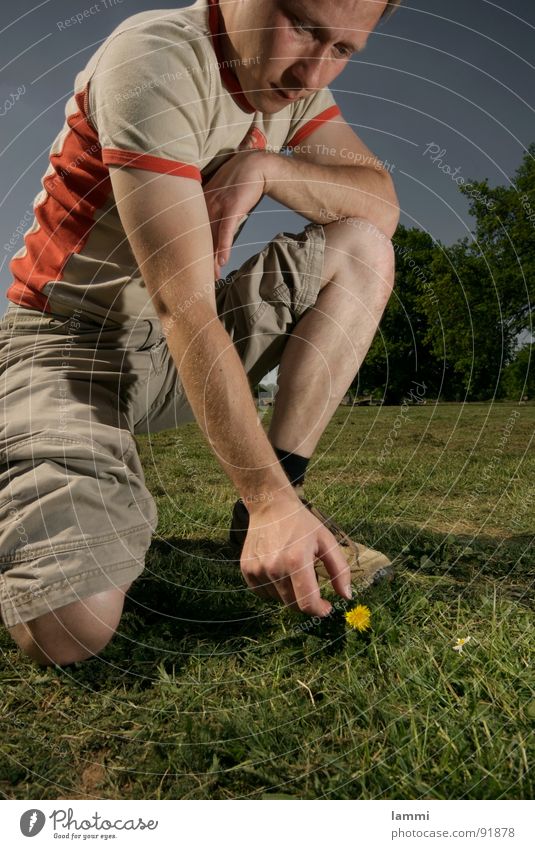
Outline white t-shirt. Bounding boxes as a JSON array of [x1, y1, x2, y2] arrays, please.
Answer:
[[7, 0, 342, 325]]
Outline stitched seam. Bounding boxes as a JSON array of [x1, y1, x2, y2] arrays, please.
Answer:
[[0, 555, 145, 607], [270, 283, 292, 310], [0, 519, 154, 565], [0, 433, 135, 464], [295, 225, 325, 314], [149, 340, 167, 376], [247, 300, 269, 329]]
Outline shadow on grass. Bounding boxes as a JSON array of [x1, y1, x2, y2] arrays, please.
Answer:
[[67, 523, 532, 689], [353, 520, 534, 579], [80, 533, 365, 686], [126, 537, 274, 629]]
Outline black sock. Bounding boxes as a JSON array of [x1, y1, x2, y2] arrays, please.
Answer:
[[274, 447, 310, 487]]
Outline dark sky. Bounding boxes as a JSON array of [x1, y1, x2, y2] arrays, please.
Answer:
[[1, 0, 534, 291]]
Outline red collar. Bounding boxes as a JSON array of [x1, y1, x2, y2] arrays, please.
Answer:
[[208, 0, 256, 113]]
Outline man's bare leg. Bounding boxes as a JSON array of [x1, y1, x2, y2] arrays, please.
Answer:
[[231, 218, 396, 587], [268, 219, 395, 458], [7, 581, 132, 666]]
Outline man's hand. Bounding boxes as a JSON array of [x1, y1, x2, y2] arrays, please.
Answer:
[[241, 497, 352, 617], [203, 150, 266, 278]]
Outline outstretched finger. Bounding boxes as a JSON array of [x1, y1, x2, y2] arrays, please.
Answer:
[[315, 530, 352, 601], [290, 560, 332, 618]]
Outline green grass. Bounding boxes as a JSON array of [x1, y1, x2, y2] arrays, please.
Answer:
[[1, 402, 533, 799]]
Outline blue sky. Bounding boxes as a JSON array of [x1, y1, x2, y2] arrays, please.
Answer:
[[1, 0, 534, 294]]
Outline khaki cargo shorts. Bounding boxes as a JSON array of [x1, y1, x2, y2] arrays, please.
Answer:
[[0, 222, 325, 628]]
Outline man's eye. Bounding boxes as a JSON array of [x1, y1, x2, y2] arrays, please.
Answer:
[[291, 17, 351, 58], [293, 18, 313, 35]]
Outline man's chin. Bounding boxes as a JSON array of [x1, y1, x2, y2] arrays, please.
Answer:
[[236, 78, 295, 113], [249, 90, 294, 114]]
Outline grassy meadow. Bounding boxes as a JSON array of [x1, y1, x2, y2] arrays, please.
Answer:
[[1, 401, 533, 800]]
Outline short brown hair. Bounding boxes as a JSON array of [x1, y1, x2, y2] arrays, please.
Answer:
[[381, 0, 402, 19]]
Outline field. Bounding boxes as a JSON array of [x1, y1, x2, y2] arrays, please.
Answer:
[[1, 402, 533, 800]]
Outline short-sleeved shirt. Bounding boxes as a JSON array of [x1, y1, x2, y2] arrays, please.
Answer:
[[6, 0, 342, 326]]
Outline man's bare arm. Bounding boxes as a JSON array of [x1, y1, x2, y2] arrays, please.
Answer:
[[109, 166, 351, 614], [109, 166, 291, 506], [262, 153, 399, 236], [204, 116, 399, 271], [270, 112, 400, 238]]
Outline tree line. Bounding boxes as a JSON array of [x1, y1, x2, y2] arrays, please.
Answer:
[[353, 143, 535, 403]]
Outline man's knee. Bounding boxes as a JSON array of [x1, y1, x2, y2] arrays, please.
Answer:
[[321, 218, 395, 292], [7, 582, 132, 667]]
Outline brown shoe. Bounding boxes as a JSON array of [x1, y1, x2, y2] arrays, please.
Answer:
[[229, 485, 394, 592]]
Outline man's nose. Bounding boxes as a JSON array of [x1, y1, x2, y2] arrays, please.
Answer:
[[287, 49, 333, 92]]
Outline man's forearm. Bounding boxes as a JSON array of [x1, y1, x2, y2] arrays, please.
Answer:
[[261, 152, 399, 239], [162, 301, 297, 512]]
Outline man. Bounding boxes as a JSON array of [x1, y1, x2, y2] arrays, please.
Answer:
[[0, 0, 400, 666]]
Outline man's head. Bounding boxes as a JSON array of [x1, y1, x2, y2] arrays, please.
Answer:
[[219, 0, 400, 114]]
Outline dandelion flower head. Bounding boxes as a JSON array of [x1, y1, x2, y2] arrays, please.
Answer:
[[345, 604, 371, 632]]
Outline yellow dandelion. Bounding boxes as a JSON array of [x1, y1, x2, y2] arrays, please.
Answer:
[[345, 604, 371, 632]]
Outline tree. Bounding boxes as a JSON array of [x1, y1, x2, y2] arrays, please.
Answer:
[[501, 343, 535, 400], [355, 225, 445, 403], [356, 146, 535, 402], [420, 145, 535, 400], [421, 239, 512, 400], [459, 143, 535, 338]]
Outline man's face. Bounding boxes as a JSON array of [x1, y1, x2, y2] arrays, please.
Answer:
[[228, 0, 387, 113]]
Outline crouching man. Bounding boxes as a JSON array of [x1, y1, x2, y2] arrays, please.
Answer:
[[0, 0, 400, 665]]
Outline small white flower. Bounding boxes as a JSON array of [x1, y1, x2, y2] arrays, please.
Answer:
[[453, 636, 472, 653]]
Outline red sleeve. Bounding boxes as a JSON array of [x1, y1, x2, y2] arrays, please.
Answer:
[[102, 148, 202, 181], [286, 105, 342, 149]]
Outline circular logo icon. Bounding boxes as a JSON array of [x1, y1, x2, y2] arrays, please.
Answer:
[[20, 809, 46, 837]]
